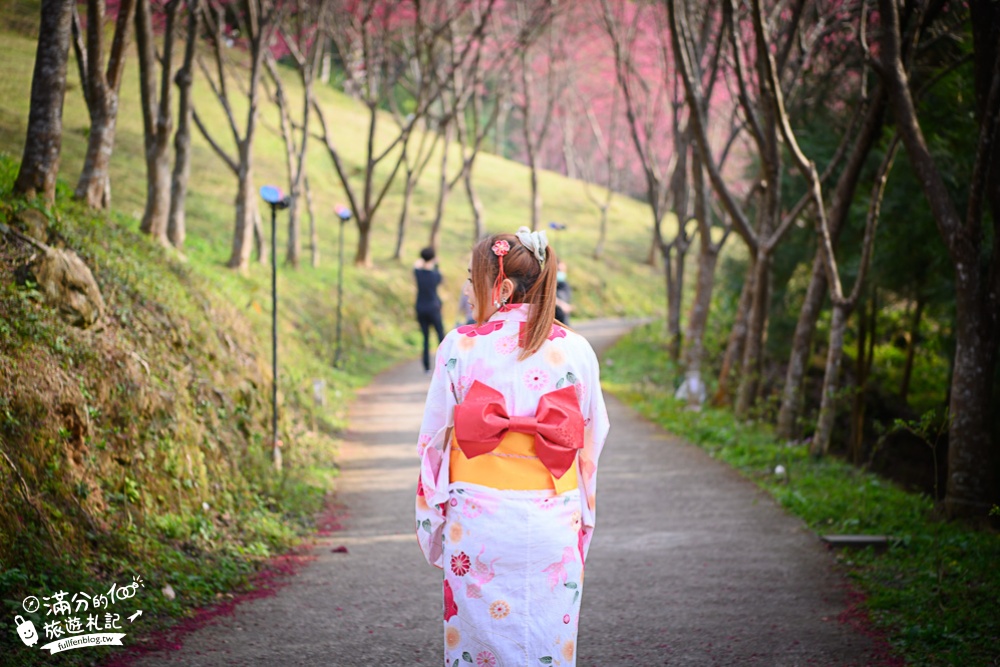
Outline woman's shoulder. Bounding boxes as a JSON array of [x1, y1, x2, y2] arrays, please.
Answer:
[[548, 325, 599, 362], [440, 327, 462, 347], [556, 324, 591, 346]]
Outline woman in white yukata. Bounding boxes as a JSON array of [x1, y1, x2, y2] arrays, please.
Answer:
[[416, 227, 610, 667]]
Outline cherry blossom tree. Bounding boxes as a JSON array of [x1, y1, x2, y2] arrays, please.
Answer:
[[314, 0, 496, 265], [193, 0, 284, 270], [601, 0, 693, 361], [671, 0, 860, 416], [264, 0, 329, 267]]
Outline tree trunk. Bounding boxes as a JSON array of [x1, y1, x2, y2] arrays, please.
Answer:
[[811, 303, 849, 456], [394, 174, 415, 260], [714, 261, 755, 406], [355, 219, 372, 266], [850, 291, 878, 463], [228, 147, 256, 269], [140, 130, 173, 242], [680, 147, 720, 409], [74, 0, 136, 210], [518, 48, 542, 232], [75, 107, 118, 209], [900, 296, 924, 402], [946, 287, 997, 515], [285, 55, 313, 269], [305, 176, 319, 268], [848, 296, 869, 463], [776, 92, 888, 440], [878, 0, 1000, 516], [528, 159, 542, 231], [429, 121, 453, 251], [495, 101, 510, 158], [735, 249, 771, 418], [777, 255, 828, 438], [268, 57, 303, 269], [229, 31, 266, 271], [561, 116, 577, 180], [465, 165, 485, 243], [135, 0, 176, 243], [680, 240, 720, 410], [286, 191, 302, 268], [662, 247, 673, 343], [953, 0, 1000, 470], [593, 205, 608, 260], [167, 2, 199, 248], [14, 0, 74, 204], [646, 225, 658, 266], [666, 245, 686, 364]]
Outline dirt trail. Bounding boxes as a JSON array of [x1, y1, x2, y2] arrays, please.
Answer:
[[128, 318, 883, 666]]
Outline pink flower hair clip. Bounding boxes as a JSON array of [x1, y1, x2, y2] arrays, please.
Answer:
[[491, 239, 511, 307]]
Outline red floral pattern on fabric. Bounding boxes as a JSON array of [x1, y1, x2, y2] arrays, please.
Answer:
[[451, 551, 471, 576], [457, 321, 505, 337], [444, 579, 458, 621], [517, 321, 567, 346]]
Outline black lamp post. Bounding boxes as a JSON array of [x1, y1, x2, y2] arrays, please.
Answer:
[[261, 185, 290, 470], [333, 204, 352, 368]]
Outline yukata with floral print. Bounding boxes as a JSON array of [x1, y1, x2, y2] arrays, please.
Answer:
[[416, 303, 610, 667]]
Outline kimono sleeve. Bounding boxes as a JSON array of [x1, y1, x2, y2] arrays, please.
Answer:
[[576, 340, 610, 561], [415, 335, 456, 568]]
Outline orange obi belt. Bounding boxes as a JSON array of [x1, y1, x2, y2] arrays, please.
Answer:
[[450, 380, 583, 494]]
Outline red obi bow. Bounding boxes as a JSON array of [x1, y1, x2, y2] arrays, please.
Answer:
[[454, 381, 584, 479]]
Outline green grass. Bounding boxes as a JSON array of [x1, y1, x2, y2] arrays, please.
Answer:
[[603, 322, 1000, 667]]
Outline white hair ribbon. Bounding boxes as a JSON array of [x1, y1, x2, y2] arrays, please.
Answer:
[[515, 226, 548, 266]]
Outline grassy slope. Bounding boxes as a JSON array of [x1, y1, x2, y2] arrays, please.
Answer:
[[0, 3, 664, 665], [0, 157, 310, 666]]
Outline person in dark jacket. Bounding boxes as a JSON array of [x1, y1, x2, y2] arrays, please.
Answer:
[[554, 261, 573, 326], [414, 247, 445, 373]]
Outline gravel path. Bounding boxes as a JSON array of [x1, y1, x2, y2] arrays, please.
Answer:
[[128, 318, 881, 666]]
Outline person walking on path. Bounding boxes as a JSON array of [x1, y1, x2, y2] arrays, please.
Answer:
[[414, 247, 444, 373], [415, 227, 610, 667]]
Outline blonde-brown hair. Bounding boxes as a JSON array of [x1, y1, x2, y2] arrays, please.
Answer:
[[470, 233, 559, 360]]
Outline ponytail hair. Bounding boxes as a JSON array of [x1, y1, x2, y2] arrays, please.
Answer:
[[471, 233, 559, 360]]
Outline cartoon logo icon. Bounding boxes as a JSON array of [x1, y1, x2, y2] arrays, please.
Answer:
[[22, 596, 39, 614], [15, 615, 38, 647]]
